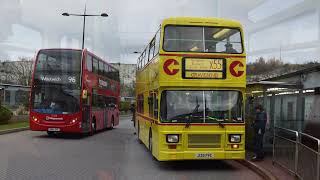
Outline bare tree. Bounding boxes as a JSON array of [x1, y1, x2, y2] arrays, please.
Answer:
[[0, 57, 33, 86]]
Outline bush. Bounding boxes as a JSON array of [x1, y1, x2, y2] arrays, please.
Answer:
[[120, 101, 130, 112], [0, 106, 13, 124]]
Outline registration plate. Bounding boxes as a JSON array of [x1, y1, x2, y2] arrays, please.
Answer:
[[48, 128, 60, 132], [195, 153, 213, 158]]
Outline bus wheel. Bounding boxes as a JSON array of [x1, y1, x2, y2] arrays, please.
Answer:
[[137, 121, 140, 137], [149, 130, 153, 153], [137, 121, 142, 144], [111, 116, 114, 129], [91, 118, 96, 135], [47, 131, 56, 137]]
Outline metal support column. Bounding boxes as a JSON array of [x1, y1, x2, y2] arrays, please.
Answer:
[[296, 90, 305, 131], [270, 93, 275, 129], [263, 87, 268, 111], [280, 96, 284, 127]]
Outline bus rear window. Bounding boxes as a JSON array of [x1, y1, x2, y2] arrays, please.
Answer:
[[163, 25, 243, 54]]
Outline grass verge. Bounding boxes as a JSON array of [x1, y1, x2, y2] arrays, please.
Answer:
[[0, 121, 29, 131]]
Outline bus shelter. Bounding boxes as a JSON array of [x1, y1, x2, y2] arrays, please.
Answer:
[[246, 81, 303, 151]]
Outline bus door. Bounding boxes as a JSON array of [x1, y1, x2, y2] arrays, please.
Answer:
[[82, 92, 91, 132]]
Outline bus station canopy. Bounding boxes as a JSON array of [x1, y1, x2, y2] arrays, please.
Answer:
[[246, 81, 303, 96]]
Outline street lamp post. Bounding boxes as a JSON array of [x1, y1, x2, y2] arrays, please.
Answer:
[[62, 4, 108, 49]]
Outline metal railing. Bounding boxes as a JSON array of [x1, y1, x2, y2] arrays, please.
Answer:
[[273, 127, 320, 180]]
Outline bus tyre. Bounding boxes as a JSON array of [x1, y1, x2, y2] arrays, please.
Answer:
[[91, 118, 96, 135], [149, 130, 157, 160], [47, 131, 55, 136], [149, 130, 153, 153], [137, 121, 142, 144], [111, 116, 114, 129]]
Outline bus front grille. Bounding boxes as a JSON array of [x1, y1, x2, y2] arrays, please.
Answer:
[[188, 134, 221, 148]]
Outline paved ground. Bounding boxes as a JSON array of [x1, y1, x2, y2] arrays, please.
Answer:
[[0, 117, 262, 180], [246, 151, 295, 180]]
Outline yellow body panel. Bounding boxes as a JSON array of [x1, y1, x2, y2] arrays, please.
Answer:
[[136, 17, 246, 161]]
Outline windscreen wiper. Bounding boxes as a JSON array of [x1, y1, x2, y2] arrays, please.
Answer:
[[217, 119, 225, 128], [186, 104, 200, 128], [206, 116, 225, 128]]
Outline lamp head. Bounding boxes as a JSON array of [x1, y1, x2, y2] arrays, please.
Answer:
[[101, 13, 108, 17]]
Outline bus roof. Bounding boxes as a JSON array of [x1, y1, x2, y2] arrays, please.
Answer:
[[38, 48, 82, 51], [161, 17, 243, 28]]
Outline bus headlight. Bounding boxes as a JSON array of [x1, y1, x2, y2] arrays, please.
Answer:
[[32, 116, 38, 122], [229, 135, 241, 143], [166, 134, 179, 143], [70, 118, 78, 124]]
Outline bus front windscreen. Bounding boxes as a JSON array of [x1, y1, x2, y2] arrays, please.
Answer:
[[31, 49, 82, 114], [160, 90, 243, 123], [163, 25, 243, 54]]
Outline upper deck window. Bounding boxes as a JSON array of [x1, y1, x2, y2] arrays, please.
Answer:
[[163, 25, 243, 54]]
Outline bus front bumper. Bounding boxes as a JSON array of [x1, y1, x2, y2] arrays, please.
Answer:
[[157, 150, 245, 161], [30, 120, 83, 133]]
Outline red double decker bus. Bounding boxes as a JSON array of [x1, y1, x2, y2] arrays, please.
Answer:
[[29, 48, 120, 135]]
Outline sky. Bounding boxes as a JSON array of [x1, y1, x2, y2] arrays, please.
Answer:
[[0, 0, 319, 64]]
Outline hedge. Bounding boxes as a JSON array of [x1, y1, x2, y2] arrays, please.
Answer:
[[120, 101, 130, 112], [0, 106, 13, 124]]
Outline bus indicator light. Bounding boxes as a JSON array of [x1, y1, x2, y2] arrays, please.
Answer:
[[230, 61, 244, 77], [163, 59, 179, 75]]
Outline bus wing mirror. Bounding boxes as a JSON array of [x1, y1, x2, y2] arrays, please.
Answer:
[[82, 90, 88, 99]]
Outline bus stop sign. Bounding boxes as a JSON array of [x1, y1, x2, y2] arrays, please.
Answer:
[[163, 59, 179, 75], [229, 61, 244, 77]]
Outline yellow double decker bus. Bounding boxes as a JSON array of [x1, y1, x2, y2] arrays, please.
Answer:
[[135, 17, 246, 161]]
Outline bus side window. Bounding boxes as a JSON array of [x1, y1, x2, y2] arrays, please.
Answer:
[[97, 95, 105, 108], [92, 58, 98, 74], [153, 93, 158, 119], [98, 60, 104, 76], [148, 95, 153, 117], [92, 93, 98, 109], [86, 54, 92, 72], [110, 68, 114, 81], [154, 29, 160, 56], [137, 94, 144, 113], [148, 38, 155, 61], [115, 71, 120, 82], [104, 63, 108, 78], [105, 96, 110, 107]]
